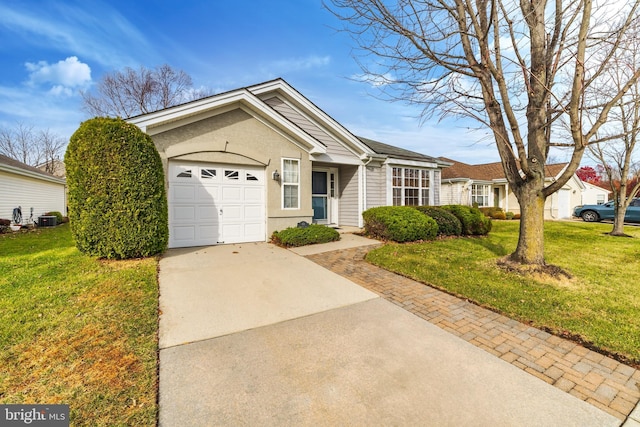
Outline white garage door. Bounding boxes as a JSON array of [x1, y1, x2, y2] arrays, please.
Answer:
[[168, 161, 265, 248]]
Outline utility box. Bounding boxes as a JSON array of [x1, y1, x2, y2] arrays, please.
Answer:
[[38, 216, 57, 227]]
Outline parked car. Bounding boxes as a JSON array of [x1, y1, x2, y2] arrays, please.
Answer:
[[573, 198, 640, 222]]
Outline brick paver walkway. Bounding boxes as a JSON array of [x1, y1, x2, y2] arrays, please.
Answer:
[[306, 245, 640, 422]]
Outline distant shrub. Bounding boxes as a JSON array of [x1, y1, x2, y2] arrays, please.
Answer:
[[271, 224, 340, 247], [440, 205, 492, 235], [513, 213, 521, 220], [65, 117, 168, 259], [363, 206, 438, 242], [414, 206, 462, 236], [505, 212, 515, 220], [44, 211, 64, 224], [0, 219, 10, 226], [479, 207, 507, 220]]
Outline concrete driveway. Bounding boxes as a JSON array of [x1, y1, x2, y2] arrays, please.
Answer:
[[158, 238, 620, 426]]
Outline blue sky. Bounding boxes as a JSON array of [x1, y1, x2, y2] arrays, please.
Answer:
[[0, 0, 501, 163]]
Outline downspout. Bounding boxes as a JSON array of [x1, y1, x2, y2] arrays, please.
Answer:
[[360, 155, 374, 228]]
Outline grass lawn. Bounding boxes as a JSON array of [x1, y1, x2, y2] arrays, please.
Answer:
[[0, 224, 158, 426], [366, 220, 640, 365]]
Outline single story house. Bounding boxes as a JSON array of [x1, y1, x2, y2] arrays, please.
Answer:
[[0, 154, 67, 225], [129, 78, 450, 248], [439, 158, 609, 219]]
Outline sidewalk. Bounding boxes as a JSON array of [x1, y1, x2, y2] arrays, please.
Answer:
[[304, 239, 640, 423]]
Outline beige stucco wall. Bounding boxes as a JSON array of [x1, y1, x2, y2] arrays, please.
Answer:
[[150, 108, 314, 237]]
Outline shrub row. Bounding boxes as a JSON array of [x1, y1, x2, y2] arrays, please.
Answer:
[[363, 206, 438, 242], [362, 205, 492, 243], [271, 224, 340, 247]]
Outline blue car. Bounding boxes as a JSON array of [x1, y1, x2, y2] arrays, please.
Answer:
[[573, 198, 640, 222]]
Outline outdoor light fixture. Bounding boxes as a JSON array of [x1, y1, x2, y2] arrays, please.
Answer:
[[272, 170, 280, 181]]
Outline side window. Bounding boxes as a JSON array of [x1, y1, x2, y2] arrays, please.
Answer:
[[282, 159, 299, 209]]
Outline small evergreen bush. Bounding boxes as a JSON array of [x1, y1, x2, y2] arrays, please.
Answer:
[[479, 207, 507, 220], [506, 212, 515, 220], [65, 117, 168, 259], [362, 206, 438, 242], [440, 205, 492, 235], [414, 206, 462, 236], [271, 224, 340, 247]]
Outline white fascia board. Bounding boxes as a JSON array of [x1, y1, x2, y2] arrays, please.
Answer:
[[127, 89, 325, 155], [383, 157, 441, 169], [249, 80, 374, 157], [0, 164, 66, 185]]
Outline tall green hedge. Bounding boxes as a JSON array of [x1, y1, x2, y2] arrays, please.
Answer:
[[65, 117, 168, 259]]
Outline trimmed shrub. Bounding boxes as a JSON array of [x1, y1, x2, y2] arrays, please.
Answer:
[[513, 213, 521, 220], [65, 117, 168, 259], [362, 206, 438, 242], [0, 219, 10, 226], [414, 206, 462, 236], [271, 224, 340, 247], [479, 206, 507, 220], [506, 212, 515, 220], [440, 205, 492, 235], [44, 211, 64, 224]]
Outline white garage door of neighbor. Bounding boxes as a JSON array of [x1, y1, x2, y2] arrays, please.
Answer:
[[168, 162, 265, 248]]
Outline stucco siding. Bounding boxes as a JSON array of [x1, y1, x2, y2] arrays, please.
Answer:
[[339, 165, 360, 226], [264, 97, 358, 161], [365, 165, 386, 209], [0, 171, 66, 223], [151, 108, 315, 237]]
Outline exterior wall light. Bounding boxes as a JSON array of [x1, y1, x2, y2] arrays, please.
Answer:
[[272, 170, 280, 181]]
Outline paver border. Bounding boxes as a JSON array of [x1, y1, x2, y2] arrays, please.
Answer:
[[306, 244, 640, 421]]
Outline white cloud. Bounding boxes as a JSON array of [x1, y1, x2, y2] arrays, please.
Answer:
[[26, 56, 91, 89], [268, 55, 331, 73]]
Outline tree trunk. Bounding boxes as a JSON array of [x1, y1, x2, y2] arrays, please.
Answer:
[[510, 185, 546, 265], [611, 207, 627, 236]]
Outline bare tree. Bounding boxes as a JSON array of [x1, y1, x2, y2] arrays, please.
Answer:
[[81, 64, 211, 118], [327, 0, 640, 266], [584, 18, 640, 236], [0, 123, 66, 172]]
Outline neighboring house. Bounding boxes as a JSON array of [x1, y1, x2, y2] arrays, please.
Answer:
[[580, 180, 611, 205], [129, 78, 450, 248], [37, 159, 66, 178], [0, 154, 66, 224], [439, 158, 597, 219]]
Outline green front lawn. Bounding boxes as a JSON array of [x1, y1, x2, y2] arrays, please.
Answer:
[[0, 225, 158, 426], [366, 220, 640, 364]]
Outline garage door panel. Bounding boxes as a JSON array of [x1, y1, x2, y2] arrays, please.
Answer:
[[172, 185, 196, 202], [244, 187, 263, 201], [172, 206, 196, 222], [197, 185, 218, 202], [169, 161, 265, 248], [221, 186, 242, 202], [244, 205, 262, 220], [197, 205, 219, 221], [172, 226, 196, 242]]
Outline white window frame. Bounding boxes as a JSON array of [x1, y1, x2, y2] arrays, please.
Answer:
[[282, 158, 300, 209], [471, 184, 491, 207], [392, 167, 431, 206]]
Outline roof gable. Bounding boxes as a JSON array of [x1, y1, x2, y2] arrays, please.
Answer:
[[440, 157, 569, 181], [128, 85, 326, 155], [0, 154, 66, 184]]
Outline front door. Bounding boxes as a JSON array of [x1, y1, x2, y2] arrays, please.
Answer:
[[312, 169, 338, 225]]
